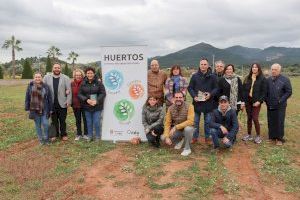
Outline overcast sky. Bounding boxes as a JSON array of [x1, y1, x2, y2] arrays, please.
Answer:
[[0, 0, 299, 63]]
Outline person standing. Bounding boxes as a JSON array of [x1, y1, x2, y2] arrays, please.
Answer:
[[164, 64, 188, 109], [242, 63, 266, 144], [188, 58, 218, 143], [265, 63, 292, 145], [148, 59, 167, 106], [25, 72, 53, 145], [142, 96, 165, 147], [214, 60, 225, 81], [78, 67, 106, 142], [71, 69, 88, 141], [43, 63, 71, 141]]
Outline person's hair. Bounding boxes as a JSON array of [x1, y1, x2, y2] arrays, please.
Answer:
[[34, 71, 43, 77], [223, 64, 235, 75], [85, 67, 95, 74], [246, 63, 263, 81], [169, 64, 182, 77], [173, 91, 185, 98], [200, 57, 209, 63], [145, 96, 158, 106], [73, 68, 85, 78], [215, 60, 225, 67], [271, 63, 282, 71], [52, 62, 61, 67]]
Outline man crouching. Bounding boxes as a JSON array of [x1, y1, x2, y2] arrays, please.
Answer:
[[208, 95, 239, 151], [163, 91, 194, 156]]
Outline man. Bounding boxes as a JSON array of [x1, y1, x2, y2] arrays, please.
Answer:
[[208, 95, 239, 150], [265, 63, 292, 145], [43, 63, 72, 141], [163, 91, 194, 156], [147, 59, 167, 105], [188, 58, 218, 144], [214, 60, 225, 81]]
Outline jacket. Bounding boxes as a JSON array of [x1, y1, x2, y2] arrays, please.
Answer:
[[78, 76, 106, 112], [243, 75, 266, 104], [71, 79, 83, 109], [142, 105, 165, 134], [164, 76, 188, 105], [218, 76, 244, 103]]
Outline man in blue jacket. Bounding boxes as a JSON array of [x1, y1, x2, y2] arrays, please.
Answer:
[[188, 58, 218, 144], [208, 95, 239, 150], [265, 63, 292, 145]]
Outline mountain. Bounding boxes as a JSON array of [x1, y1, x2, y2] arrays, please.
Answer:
[[152, 43, 300, 68]]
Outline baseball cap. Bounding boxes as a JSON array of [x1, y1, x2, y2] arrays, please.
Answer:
[[219, 95, 229, 102]]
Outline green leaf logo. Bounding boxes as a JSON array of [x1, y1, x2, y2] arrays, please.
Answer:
[[113, 99, 135, 122]]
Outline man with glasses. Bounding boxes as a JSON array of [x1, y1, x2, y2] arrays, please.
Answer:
[[163, 91, 195, 156]]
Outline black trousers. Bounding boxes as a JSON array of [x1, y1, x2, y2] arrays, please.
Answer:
[[51, 106, 67, 137], [146, 125, 164, 147], [73, 108, 88, 136], [267, 105, 286, 141]]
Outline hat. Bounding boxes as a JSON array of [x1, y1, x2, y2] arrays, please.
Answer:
[[219, 95, 229, 102]]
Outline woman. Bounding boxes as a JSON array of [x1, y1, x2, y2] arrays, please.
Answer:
[[242, 63, 266, 144], [78, 67, 106, 142], [164, 65, 188, 108], [25, 72, 53, 145], [142, 96, 165, 147], [218, 64, 245, 115], [71, 69, 88, 141]]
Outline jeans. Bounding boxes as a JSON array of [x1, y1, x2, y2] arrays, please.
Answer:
[[73, 108, 88, 136], [193, 112, 210, 139], [170, 126, 194, 150], [85, 110, 101, 139], [210, 128, 233, 148], [34, 113, 49, 144]]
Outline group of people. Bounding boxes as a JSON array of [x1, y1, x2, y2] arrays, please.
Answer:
[[25, 58, 292, 157], [144, 58, 292, 156]]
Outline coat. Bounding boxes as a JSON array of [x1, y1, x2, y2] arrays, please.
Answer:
[[243, 75, 267, 104], [142, 105, 165, 134]]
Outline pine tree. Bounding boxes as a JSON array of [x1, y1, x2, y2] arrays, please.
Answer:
[[63, 63, 71, 77], [22, 59, 33, 79], [0, 65, 3, 79], [46, 56, 52, 73]]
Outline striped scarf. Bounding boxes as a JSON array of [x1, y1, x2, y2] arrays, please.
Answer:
[[224, 74, 238, 110], [30, 82, 44, 114]]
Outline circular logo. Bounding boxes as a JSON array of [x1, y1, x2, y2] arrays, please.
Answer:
[[113, 99, 135, 122], [129, 83, 144, 100], [104, 70, 124, 91]]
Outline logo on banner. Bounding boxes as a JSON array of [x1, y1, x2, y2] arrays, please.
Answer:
[[128, 80, 144, 100], [113, 99, 135, 123], [104, 70, 124, 92]]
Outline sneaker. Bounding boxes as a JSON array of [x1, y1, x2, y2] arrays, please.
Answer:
[[82, 135, 89, 140], [254, 136, 262, 144], [242, 135, 253, 141], [62, 136, 68, 141], [174, 138, 184, 150], [75, 136, 81, 141], [181, 149, 191, 156], [50, 137, 57, 142], [191, 138, 198, 144], [275, 140, 283, 146]]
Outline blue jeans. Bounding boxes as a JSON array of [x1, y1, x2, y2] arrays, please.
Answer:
[[210, 128, 233, 148], [33, 113, 49, 144], [85, 110, 101, 139], [193, 112, 210, 139]]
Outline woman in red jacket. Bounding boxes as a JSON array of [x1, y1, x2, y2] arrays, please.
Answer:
[[71, 69, 88, 141]]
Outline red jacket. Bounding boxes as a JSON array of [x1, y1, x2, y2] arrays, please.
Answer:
[[71, 79, 83, 108]]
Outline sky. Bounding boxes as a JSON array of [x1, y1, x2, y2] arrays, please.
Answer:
[[0, 0, 299, 63]]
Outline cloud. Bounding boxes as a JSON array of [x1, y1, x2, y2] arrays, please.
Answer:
[[0, 0, 299, 63]]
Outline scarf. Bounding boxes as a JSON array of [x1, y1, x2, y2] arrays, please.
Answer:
[[224, 74, 239, 110], [30, 82, 44, 114], [171, 75, 181, 93]]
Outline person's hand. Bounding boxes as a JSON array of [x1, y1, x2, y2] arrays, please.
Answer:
[[169, 127, 176, 137], [65, 89, 70, 95], [145, 128, 150, 134], [204, 92, 211, 101], [194, 96, 200, 102], [91, 100, 97, 106], [222, 137, 230, 144], [253, 101, 261, 107], [87, 99, 94, 106], [151, 130, 157, 137], [165, 137, 172, 145], [66, 103, 71, 107], [220, 126, 228, 134]]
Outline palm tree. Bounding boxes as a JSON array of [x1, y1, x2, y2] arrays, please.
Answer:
[[46, 46, 62, 62], [2, 35, 23, 79], [67, 51, 79, 69]]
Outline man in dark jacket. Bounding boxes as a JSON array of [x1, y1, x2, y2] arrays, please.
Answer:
[[208, 95, 239, 150], [265, 63, 292, 145], [188, 58, 218, 143]]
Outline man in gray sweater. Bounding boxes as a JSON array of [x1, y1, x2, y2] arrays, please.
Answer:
[[43, 63, 71, 141]]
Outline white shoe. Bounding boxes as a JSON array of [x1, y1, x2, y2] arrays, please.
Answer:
[[174, 138, 184, 150], [181, 149, 191, 156], [82, 135, 89, 140], [74, 136, 81, 141]]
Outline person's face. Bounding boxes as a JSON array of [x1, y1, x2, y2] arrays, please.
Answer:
[[52, 64, 61, 75], [34, 73, 42, 84], [225, 66, 233, 76], [252, 64, 259, 75], [150, 60, 159, 72], [271, 66, 281, 77], [86, 70, 95, 81], [199, 60, 209, 73], [172, 68, 180, 76], [174, 93, 184, 106], [74, 71, 83, 81], [219, 100, 229, 111], [148, 97, 158, 107], [215, 63, 224, 73]]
